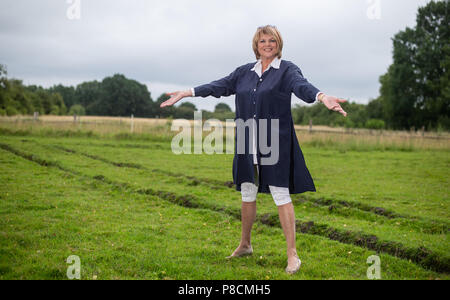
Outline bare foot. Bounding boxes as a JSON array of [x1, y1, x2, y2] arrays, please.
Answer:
[[285, 254, 301, 274], [226, 245, 253, 259]]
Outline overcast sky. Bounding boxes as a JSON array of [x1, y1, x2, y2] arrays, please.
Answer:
[[0, 0, 432, 111]]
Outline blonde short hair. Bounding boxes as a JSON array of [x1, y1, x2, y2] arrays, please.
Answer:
[[252, 25, 283, 59]]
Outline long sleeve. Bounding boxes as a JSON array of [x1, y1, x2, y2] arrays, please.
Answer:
[[287, 64, 321, 103], [193, 67, 241, 98]]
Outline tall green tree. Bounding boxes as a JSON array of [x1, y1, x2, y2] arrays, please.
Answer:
[[49, 84, 76, 109], [179, 101, 197, 111], [74, 80, 104, 115], [154, 93, 174, 118], [0, 64, 9, 114], [90, 74, 153, 117], [214, 103, 232, 113], [379, 0, 449, 130]]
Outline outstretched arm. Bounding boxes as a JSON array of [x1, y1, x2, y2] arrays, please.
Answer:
[[287, 63, 347, 117], [160, 66, 241, 108]]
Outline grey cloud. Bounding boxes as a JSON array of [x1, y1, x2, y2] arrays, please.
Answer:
[[0, 0, 433, 110]]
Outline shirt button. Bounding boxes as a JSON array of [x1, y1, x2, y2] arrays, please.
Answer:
[[253, 88, 256, 92], [259, 79, 262, 82], [253, 114, 256, 117]]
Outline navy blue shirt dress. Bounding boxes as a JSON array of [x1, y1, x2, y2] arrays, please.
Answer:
[[193, 60, 320, 194]]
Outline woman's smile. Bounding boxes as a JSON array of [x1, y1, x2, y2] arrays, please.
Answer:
[[258, 34, 278, 59]]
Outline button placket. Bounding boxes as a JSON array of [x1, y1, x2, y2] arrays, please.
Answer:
[[253, 76, 262, 114], [253, 78, 258, 116]]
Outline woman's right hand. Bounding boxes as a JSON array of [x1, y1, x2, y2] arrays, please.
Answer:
[[160, 90, 192, 108]]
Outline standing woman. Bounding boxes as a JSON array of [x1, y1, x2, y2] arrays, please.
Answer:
[[161, 25, 347, 274]]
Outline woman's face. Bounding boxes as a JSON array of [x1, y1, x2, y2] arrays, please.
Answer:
[[257, 34, 278, 60]]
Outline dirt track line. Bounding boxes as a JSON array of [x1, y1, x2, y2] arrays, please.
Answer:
[[49, 144, 234, 188], [43, 142, 448, 233], [1, 141, 448, 274]]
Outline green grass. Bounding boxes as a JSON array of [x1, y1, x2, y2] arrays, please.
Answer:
[[0, 132, 449, 280]]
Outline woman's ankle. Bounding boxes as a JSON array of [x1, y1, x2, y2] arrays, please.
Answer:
[[239, 242, 252, 249], [287, 248, 298, 258]]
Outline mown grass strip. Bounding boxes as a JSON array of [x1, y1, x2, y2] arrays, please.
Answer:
[[49, 144, 234, 188], [1, 141, 448, 274], [15, 138, 449, 258], [293, 196, 448, 235], [42, 142, 448, 235]]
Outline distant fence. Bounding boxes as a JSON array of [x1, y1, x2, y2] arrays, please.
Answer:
[[1, 114, 449, 141], [294, 127, 450, 141]]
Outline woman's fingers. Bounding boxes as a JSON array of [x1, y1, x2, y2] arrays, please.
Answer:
[[323, 96, 348, 117], [160, 98, 177, 107], [329, 102, 347, 117], [336, 106, 347, 117], [160, 91, 181, 107], [160, 98, 175, 107]]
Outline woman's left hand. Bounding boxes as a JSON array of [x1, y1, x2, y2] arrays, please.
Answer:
[[320, 95, 348, 117]]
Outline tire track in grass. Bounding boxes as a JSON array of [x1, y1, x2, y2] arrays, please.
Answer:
[[41, 142, 449, 235], [49, 144, 234, 188], [293, 196, 449, 235], [1, 141, 449, 274]]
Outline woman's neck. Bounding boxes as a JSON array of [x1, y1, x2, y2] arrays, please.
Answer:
[[261, 56, 275, 73]]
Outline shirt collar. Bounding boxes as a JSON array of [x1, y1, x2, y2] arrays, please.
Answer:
[[251, 57, 281, 77]]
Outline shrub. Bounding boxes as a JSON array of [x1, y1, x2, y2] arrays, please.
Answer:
[[365, 119, 385, 130], [6, 106, 18, 116], [68, 104, 86, 116], [50, 105, 60, 115]]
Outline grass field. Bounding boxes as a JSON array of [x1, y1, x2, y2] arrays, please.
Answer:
[[0, 116, 449, 280]]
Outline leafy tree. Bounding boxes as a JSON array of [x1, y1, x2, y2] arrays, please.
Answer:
[[179, 101, 197, 111], [74, 80, 104, 115], [379, 1, 449, 130], [90, 74, 153, 117], [49, 84, 76, 109], [365, 119, 385, 130], [214, 102, 232, 113], [154, 93, 174, 118], [366, 98, 384, 120], [0, 65, 11, 112], [0, 64, 8, 92], [68, 104, 86, 116]]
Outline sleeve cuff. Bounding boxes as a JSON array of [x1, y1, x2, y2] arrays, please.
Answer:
[[315, 92, 324, 102], [191, 88, 196, 97]]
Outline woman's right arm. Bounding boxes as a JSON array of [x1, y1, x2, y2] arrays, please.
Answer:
[[160, 67, 241, 108]]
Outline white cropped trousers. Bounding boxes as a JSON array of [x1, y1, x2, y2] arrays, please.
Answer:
[[241, 165, 292, 207]]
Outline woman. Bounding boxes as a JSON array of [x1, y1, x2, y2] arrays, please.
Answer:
[[160, 25, 347, 274]]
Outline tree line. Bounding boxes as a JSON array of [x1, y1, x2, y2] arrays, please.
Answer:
[[294, 1, 449, 131], [291, 98, 386, 130], [377, 0, 449, 131], [0, 1, 448, 130], [0, 65, 234, 121]]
